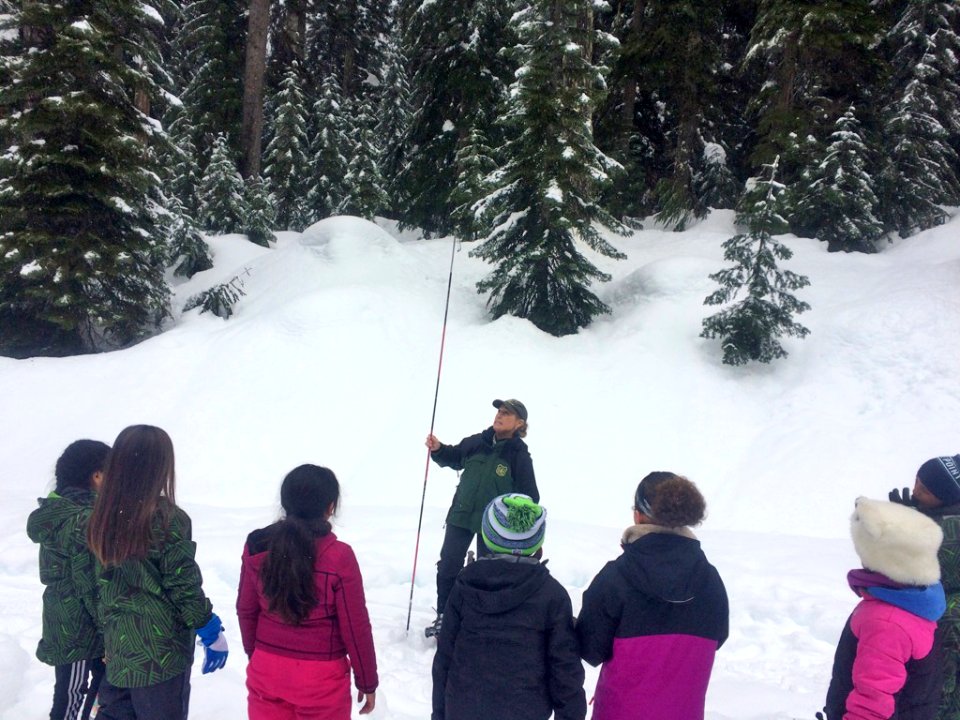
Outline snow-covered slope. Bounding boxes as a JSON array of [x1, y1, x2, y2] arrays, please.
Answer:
[[2, 211, 958, 719]]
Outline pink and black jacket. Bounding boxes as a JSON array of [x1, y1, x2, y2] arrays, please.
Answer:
[[824, 572, 945, 720], [236, 526, 379, 694], [576, 525, 728, 720]]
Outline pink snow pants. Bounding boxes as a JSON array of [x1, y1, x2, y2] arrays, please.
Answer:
[[246, 649, 351, 720]]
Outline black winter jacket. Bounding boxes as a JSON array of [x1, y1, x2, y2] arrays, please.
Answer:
[[431, 557, 585, 720], [431, 427, 538, 533]]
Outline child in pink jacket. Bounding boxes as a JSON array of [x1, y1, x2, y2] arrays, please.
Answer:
[[237, 465, 378, 720], [824, 497, 946, 720]]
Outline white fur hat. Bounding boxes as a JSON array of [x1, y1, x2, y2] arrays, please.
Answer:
[[850, 497, 943, 585]]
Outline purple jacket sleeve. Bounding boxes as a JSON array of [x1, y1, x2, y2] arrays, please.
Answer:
[[333, 544, 379, 693], [236, 543, 260, 657]]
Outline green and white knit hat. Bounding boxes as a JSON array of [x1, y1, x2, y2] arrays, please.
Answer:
[[481, 493, 546, 556]]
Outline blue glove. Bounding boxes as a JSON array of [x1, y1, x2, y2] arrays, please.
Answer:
[[196, 612, 228, 674]]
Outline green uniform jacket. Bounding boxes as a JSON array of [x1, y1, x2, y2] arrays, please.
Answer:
[[26, 488, 102, 666], [432, 427, 538, 534], [96, 500, 213, 688], [929, 504, 960, 720]]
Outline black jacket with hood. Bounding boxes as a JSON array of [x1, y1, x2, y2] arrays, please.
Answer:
[[431, 556, 585, 720]]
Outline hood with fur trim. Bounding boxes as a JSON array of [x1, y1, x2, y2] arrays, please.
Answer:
[[850, 496, 943, 586]]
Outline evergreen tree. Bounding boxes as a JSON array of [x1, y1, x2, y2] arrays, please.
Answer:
[[701, 160, 811, 366], [376, 30, 413, 216], [398, 0, 515, 235], [197, 133, 247, 233], [167, 197, 213, 278], [307, 72, 349, 221], [745, 0, 883, 186], [263, 62, 311, 231], [877, 0, 960, 237], [798, 107, 884, 253], [696, 142, 741, 211], [304, 0, 388, 99], [451, 125, 498, 242], [338, 98, 389, 220], [471, 0, 627, 337], [244, 176, 277, 247], [645, 0, 726, 230], [0, 0, 171, 357], [176, 0, 246, 163], [164, 106, 203, 216]]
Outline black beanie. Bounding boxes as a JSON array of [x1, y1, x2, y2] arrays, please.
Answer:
[[917, 455, 960, 506]]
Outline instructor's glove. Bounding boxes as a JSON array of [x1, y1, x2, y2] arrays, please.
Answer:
[[888, 487, 914, 506], [196, 612, 228, 674]]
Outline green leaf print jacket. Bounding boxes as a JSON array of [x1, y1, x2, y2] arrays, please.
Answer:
[[27, 487, 102, 666], [96, 500, 213, 688]]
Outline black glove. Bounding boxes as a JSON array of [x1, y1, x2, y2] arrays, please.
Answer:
[[888, 487, 914, 506]]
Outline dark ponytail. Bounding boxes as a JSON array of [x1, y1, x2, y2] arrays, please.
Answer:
[[260, 465, 340, 625]]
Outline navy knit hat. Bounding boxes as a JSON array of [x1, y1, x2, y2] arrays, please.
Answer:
[[917, 455, 960, 506], [481, 493, 546, 556]]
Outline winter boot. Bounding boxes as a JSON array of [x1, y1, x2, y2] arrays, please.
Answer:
[[425, 612, 443, 638]]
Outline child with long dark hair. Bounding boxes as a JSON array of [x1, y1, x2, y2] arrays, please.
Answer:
[[86, 425, 228, 720], [28, 439, 110, 720], [237, 464, 378, 720]]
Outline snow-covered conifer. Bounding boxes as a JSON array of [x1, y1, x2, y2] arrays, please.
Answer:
[[244, 176, 277, 247], [398, 0, 514, 235], [451, 125, 498, 242], [263, 62, 311, 231], [376, 31, 413, 216], [701, 160, 811, 365], [0, 0, 171, 356], [696, 143, 741, 211], [798, 107, 884, 253], [470, 0, 627, 337], [307, 73, 349, 222], [167, 197, 213, 278], [338, 98, 388, 220], [877, 0, 960, 237], [197, 133, 247, 234]]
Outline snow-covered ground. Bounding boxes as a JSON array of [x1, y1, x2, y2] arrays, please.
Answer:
[[2, 210, 959, 719]]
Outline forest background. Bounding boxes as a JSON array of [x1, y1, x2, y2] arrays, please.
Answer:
[[0, 0, 959, 358]]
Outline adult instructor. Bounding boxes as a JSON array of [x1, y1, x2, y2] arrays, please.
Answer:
[[424, 399, 539, 637]]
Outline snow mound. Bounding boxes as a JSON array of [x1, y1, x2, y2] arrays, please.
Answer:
[[609, 256, 717, 305], [301, 215, 402, 260]]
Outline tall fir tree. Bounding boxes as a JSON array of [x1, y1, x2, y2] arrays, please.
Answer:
[[0, 0, 171, 357], [244, 176, 277, 247], [398, 0, 515, 235], [876, 0, 960, 237], [696, 142, 741, 211], [376, 28, 413, 217], [176, 0, 246, 164], [471, 0, 627, 337], [798, 107, 884, 253], [307, 72, 349, 221], [263, 62, 311, 231], [197, 133, 248, 233], [745, 0, 883, 196], [163, 106, 203, 216], [338, 98, 389, 220], [701, 160, 811, 366], [450, 125, 498, 242], [643, 0, 726, 230]]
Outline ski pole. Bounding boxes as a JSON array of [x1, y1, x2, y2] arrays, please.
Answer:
[[405, 235, 458, 633]]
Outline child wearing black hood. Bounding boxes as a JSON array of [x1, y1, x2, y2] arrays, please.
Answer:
[[27, 439, 110, 720], [431, 493, 585, 720]]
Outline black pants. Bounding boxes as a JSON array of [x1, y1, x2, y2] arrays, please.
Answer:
[[436, 524, 492, 612], [95, 670, 191, 720], [51, 658, 105, 720]]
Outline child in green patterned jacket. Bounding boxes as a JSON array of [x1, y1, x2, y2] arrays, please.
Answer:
[[890, 455, 960, 720], [86, 425, 228, 720], [28, 439, 110, 720]]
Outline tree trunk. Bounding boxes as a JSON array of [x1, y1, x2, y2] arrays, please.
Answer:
[[240, 0, 270, 178]]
